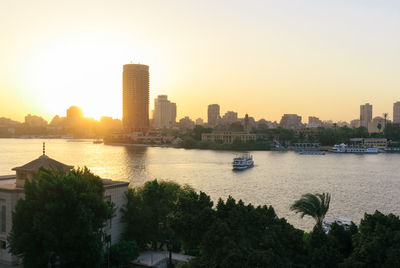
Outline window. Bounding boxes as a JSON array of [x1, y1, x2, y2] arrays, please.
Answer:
[[0, 240, 5, 249]]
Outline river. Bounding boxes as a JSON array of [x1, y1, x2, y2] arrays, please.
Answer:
[[1, 138, 399, 231]]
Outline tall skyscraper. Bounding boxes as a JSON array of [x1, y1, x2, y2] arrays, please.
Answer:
[[393, 101, 400, 123], [360, 103, 372, 128], [122, 63, 149, 133], [153, 95, 176, 129], [207, 104, 220, 127]]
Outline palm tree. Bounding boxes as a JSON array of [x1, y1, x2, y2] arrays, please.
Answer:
[[290, 192, 331, 228]]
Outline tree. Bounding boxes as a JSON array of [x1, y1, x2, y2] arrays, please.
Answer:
[[290, 193, 331, 228], [122, 180, 184, 249], [109, 241, 139, 267], [342, 211, 400, 267], [193, 196, 306, 267], [8, 167, 114, 268]]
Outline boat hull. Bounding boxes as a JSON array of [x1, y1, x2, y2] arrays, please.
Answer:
[[232, 163, 254, 170]]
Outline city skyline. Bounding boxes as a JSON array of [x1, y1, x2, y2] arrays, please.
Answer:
[[1, 1, 400, 122]]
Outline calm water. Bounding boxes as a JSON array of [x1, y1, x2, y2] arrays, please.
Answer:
[[1, 138, 399, 231]]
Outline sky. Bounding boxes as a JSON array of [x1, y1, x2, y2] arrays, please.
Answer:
[[0, 0, 399, 123]]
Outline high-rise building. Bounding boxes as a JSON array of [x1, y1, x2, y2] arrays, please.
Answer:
[[122, 63, 149, 133], [153, 95, 176, 129], [360, 103, 372, 128], [207, 104, 220, 127], [393, 101, 400, 123]]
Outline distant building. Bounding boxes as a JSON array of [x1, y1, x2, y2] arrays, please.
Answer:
[[307, 116, 322, 128], [123, 63, 150, 133], [202, 131, 257, 144], [393, 101, 400, 124], [66, 106, 83, 123], [0, 153, 129, 265], [178, 116, 195, 130], [153, 95, 176, 129], [280, 114, 302, 129], [207, 104, 220, 127], [221, 111, 238, 125], [256, 119, 271, 129], [350, 119, 360, 128], [368, 116, 388, 133], [363, 138, 387, 149], [24, 114, 47, 127], [243, 114, 250, 133], [360, 103, 372, 128], [195, 118, 204, 125]]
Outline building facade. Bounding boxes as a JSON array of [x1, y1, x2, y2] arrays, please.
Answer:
[[360, 103, 372, 128], [123, 64, 150, 133], [153, 95, 176, 129], [393, 101, 400, 124], [178, 116, 195, 130], [307, 116, 322, 128], [221, 111, 238, 125], [202, 131, 258, 144], [367, 116, 386, 133], [0, 154, 129, 265], [207, 104, 220, 127], [280, 114, 302, 129], [363, 138, 387, 149]]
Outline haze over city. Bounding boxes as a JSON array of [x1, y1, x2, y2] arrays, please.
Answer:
[[1, 0, 400, 122]]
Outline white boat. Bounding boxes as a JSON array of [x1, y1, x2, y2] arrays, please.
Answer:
[[232, 154, 254, 170], [323, 217, 352, 234], [329, 143, 379, 154]]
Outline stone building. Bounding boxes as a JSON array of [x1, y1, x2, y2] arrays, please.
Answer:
[[0, 152, 129, 265]]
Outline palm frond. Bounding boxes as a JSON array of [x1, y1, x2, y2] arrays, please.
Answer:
[[290, 192, 331, 226]]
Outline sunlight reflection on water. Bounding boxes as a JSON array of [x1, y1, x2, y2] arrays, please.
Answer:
[[1, 139, 399, 231]]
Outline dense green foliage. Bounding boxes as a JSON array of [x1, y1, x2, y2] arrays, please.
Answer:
[[8, 168, 114, 267], [109, 240, 140, 267], [384, 123, 400, 141], [291, 193, 331, 227], [123, 181, 400, 267], [343, 211, 400, 267], [189, 197, 306, 267], [122, 180, 214, 254]]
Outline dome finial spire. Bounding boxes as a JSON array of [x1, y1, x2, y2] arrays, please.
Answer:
[[43, 142, 45, 155]]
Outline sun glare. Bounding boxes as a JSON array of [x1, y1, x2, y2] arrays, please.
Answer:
[[26, 35, 153, 121]]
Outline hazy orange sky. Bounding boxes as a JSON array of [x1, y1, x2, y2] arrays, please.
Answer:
[[1, 0, 399, 123]]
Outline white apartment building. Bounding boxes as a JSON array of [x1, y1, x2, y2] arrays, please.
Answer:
[[153, 95, 177, 129]]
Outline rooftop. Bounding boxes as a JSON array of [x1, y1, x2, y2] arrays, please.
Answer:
[[12, 155, 74, 172]]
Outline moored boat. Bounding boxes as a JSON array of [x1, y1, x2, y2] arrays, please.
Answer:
[[329, 143, 379, 154], [323, 217, 352, 234], [232, 154, 254, 170]]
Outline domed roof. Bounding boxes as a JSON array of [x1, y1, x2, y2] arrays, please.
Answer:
[[12, 155, 73, 172]]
